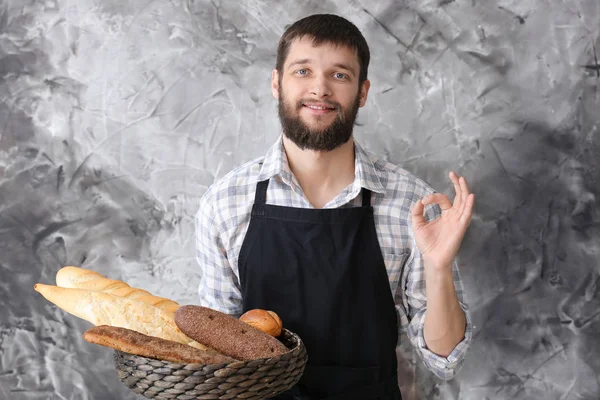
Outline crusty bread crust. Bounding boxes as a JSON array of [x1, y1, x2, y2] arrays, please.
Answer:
[[56, 266, 179, 314], [84, 325, 237, 364], [240, 309, 283, 337], [174, 305, 289, 361], [33, 284, 206, 350]]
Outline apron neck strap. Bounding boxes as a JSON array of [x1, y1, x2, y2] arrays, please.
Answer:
[[255, 179, 270, 205], [361, 187, 371, 207]]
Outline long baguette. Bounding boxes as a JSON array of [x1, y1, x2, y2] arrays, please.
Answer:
[[56, 266, 179, 314], [84, 325, 237, 364], [34, 283, 206, 350]]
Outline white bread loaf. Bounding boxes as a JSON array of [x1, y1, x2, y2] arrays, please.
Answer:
[[56, 266, 179, 315], [34, 283, 207, 350]]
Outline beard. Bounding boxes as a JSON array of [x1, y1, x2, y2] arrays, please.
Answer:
[[277, 83, 361, 152]]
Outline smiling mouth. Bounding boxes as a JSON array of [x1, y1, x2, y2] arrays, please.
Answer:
[[301, 103, 337, 113]]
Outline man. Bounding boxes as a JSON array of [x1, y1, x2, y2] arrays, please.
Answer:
[[196, 14, 474, 400]]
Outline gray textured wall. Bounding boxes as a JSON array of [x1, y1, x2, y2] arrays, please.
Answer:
[[1, 0, 599, 399]]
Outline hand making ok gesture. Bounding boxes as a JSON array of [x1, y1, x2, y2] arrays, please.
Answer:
[[411, 171, 475, 271]]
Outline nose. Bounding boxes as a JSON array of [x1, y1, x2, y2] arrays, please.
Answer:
[[310, 75, 332, 98]]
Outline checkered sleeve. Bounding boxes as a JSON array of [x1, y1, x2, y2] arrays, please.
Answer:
[[195, 191, 243, 317], [403, 204, 473, 380]]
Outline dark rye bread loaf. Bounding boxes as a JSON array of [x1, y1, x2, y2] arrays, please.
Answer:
[[174, 305, 289, 361], [83, 325, 237, 364]]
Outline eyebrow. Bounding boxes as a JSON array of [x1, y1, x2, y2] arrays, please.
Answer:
[[287, 59, 357, 76]]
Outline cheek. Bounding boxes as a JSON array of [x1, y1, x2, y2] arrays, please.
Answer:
[[283, 83, 303, 100], [341, 88, 360, 108], [282, 77, 311, 95]]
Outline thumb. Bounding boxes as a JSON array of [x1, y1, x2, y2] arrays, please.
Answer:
[[411, 199, 427, 229]]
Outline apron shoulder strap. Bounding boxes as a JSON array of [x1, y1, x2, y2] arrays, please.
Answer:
[[255, 179, 270, 205], [361, 188, 372, 207]]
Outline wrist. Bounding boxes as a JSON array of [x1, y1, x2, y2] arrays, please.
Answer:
[[424, 262, 454, 284], [423, 258, 452, 272]]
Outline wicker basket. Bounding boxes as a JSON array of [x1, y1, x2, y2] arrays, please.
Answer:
[[113, 329, 307, 400]]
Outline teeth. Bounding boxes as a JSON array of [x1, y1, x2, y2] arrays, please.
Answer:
[[307, 105, 330, 110]]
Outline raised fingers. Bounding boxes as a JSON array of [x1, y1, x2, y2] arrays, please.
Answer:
[[449, 171, 462, 208], [460, 193, 475, 225], [458, 175, 472, 215]]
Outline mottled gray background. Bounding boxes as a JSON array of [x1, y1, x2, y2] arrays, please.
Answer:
[[1, 0, 599, 399]]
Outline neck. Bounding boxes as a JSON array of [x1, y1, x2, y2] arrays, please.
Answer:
[[282, 135, 356, 208]]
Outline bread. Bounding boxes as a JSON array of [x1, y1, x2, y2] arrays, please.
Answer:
[[56, 266, 179, 315], [240, 309, 283, 337], [83, 325, 237, 364], [174, 305, 289, 361], [34, 283, 206, 350]]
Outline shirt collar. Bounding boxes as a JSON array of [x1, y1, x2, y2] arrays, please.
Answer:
[[257, 135, 292, 183], [353, 140, 386, 195], [257, 135, 386, 195]]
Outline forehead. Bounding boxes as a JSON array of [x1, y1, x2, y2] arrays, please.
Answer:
[[284, 36, 359, 69]]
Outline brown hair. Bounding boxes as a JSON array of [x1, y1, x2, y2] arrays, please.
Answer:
[[275, 14, 370, 85]]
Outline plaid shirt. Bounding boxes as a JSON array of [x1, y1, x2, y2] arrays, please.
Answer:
[[196, 135, 472, 380]]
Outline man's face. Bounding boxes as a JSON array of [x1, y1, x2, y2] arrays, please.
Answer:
[[272, 37, 370, 151]]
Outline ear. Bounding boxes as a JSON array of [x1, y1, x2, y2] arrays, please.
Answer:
[[271, 69, 280, 100], [359, 79, 371, 107]]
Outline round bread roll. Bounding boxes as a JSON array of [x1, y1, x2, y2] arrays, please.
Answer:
[[240, 309, 283, 337]]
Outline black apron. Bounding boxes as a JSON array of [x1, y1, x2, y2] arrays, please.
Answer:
[[238, 179, 402, 400]]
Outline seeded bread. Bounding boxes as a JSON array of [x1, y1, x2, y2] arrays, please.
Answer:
[[174, 305, 289, 361]]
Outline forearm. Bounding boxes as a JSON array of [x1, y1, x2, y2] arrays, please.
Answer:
[[423, 263, 467, 357]]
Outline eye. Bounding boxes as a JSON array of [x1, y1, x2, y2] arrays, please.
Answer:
[[296, 69, 308, 76], [333, 72, 348, 80]]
